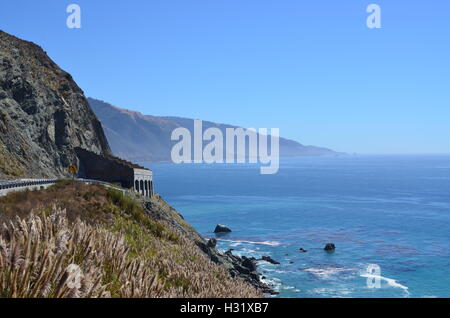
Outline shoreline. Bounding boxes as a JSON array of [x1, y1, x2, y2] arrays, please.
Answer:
[[143, 195, 276, 296]]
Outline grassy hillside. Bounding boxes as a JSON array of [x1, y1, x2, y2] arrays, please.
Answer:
[[0, 181, 261, 298]]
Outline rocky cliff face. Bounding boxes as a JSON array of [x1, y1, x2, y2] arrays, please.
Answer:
[[0, 31, 111, 179], [145, 195, 274, 294]]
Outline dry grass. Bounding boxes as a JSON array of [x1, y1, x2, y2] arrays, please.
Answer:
[[0, 182, 261, 298], [0, 181, 114, 224]]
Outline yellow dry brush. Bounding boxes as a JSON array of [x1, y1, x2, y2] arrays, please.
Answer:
[[0, 206, 261, 298]]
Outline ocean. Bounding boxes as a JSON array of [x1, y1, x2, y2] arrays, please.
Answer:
[[144, 155, 450, 298]]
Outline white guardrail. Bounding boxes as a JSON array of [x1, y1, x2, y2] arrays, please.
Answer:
[[0, 179, 58, 196], [0, 179, 126, 197], [0, 179, 58, 189]]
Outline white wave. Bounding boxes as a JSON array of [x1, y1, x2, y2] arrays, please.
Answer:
[[309, 287, 352, 297], [283, 286, 295, 290], [281, 286, 301, 293], [303, 266, 354, 280], [217, 239, 281, 246], [360, 273, 409, 295], [230, 248, 258, 257], [257, 262, 278, 272], [260, 276, 282, 292]]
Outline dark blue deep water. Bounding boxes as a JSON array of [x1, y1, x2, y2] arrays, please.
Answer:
[[145, 155, 450, 298]]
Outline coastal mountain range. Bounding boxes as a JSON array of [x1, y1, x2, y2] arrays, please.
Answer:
[[88, 97, 339, 163]]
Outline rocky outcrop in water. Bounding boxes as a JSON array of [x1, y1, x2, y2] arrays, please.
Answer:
[[214, 224, 232, 233], [144, 197, 275, 295], [0, 31, 111, 179], [261, 256, 280, 265], [207, 238, 217, 248], [324, 243, 336, 251]]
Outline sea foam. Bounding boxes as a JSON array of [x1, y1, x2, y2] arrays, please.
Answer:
[[217, 239, 281, 246], [360, 273, 410, 295]]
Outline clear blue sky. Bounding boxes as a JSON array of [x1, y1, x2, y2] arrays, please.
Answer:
[[1, 0, 449, 154]]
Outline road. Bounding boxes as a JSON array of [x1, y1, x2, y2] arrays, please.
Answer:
[[0, 178, 126, 197]]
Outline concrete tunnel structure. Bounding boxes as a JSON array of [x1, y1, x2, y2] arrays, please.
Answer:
[[75, 148, 153, 197]]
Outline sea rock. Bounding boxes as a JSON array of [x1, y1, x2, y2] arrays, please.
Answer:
[[261, 256, 280, 265], [242, 257, 258, 272], [195, 243, 275, 295], [207, 238, 217, 248], [324, 243, 336, 251], [214, 224, 232, 233], [225, 248, 234, 254]]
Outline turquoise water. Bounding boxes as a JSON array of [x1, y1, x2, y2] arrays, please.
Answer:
[[145, 155, 450, 298]]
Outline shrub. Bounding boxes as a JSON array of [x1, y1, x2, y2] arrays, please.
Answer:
[[0, 183, 262, 298]]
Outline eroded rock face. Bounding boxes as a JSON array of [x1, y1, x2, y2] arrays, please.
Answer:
[[207, 238, 217, 248], [0, 31, 111, 179], [143, 196, 275, 295]]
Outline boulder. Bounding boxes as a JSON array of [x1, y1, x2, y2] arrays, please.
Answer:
[[324, 243, 336, 251], [207, 238, 217, 248], [242, 257, 257, 272], [214, 224, 232, 233], [261, 256, 280, 265]]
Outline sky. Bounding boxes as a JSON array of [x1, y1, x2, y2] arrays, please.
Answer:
[[0, 0, 449, 154]]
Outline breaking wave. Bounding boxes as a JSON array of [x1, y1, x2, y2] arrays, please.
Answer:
[[360, 273, 410, 295], [217, 239, 281, 247]]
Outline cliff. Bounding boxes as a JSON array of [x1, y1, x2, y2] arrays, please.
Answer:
[[0, 31, 111, 179]]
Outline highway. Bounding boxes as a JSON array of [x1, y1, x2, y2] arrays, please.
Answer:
[[0, 178, 126, 197]]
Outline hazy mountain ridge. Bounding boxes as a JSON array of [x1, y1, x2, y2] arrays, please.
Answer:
[[88, 98, 339, 163]]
